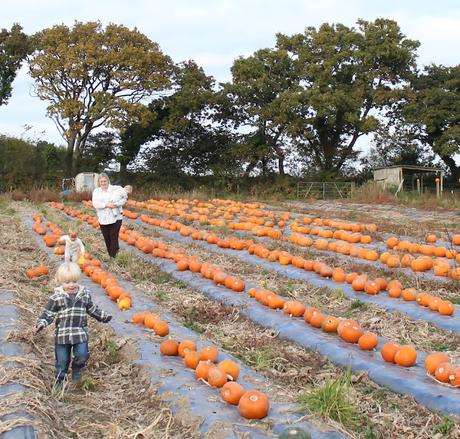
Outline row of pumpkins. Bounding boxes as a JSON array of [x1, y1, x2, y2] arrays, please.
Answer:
[[125, 207, 455, 318], [124, 199, 460, 281]]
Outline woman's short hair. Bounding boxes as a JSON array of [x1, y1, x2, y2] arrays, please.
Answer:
[[98, 172, 110, 186], [55, 262, 81, 284]]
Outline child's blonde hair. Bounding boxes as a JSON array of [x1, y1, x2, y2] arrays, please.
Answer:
[[124, 185, 133, 194], [68, 228, 77, 239], [55, 262, 81, 284]]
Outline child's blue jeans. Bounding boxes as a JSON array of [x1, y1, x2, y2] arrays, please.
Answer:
[[55, 342, 89, 382]]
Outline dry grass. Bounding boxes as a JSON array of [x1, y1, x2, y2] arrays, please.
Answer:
[[0, 202, 198, 439]]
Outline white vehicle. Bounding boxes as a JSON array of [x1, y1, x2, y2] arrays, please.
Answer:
[[62, 172, 100, 193]]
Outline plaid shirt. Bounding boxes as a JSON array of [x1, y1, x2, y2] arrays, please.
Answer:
[[36, 285, 111, 345]]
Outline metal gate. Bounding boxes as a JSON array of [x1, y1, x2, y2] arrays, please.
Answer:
[[296, 182, 354, 199]]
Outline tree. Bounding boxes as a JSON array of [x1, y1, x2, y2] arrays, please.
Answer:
[[403, 64, 460, 181], [219, 47, 296, 176], [29, 21, 173, 174], [276, 18, 419, 172], [78, 131, 117, 173], [0, 23, 33, 106]]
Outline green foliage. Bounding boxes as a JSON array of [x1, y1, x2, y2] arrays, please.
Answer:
[[403, 64, 460, 180], [29, 21, 173, 173], [77, 375, 97, 391], [104, 339, 120, 365], [0, 23, 34, 106], [296, 369, 357, 427], [0, 135, 65, 190], [433, 416, 455, 435], [276, 18, 419, 172]]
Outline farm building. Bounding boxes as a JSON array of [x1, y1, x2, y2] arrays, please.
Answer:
[[373, 165, 444, 194]]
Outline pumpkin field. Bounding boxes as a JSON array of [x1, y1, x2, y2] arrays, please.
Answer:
[[1, 195, 460, 439]]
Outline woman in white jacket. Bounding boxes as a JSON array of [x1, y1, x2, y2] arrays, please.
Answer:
[[92, 173, 127, 258]]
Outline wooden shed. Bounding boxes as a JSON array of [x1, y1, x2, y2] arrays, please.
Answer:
[[373, 165, 444, 194]]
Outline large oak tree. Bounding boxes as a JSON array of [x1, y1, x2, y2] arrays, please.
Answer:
[[29, 21, 173, 174]]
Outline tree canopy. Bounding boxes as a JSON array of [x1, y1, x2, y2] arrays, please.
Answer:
[[29, 21, 173, 173], [0, 23, 33, 106]]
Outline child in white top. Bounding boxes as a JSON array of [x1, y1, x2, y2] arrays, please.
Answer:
[[60, 229, 85, 263], [110, 185, 132, 218]]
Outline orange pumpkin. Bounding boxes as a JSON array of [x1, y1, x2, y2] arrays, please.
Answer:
[[358, 332, 379, 350], [424, 352, 450, 375], [221, 382, 245, 405], [435, 362, 452, 383], [381, 342, 400, 363], [207, 365, 228, 387], [238, 390, 269, 419], [184, 351, 201, 369], [160, 339, 179, 356], [218, 359, 240, 381], [394, 345, 417, 367], [200, 346, 219, 363], [195, 360, 213, 380], [178, 340, 197, 357]]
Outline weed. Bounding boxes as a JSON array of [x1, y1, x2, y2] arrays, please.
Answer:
[[154, 272, 171, 284], [429, 342, 450, 352], [154, 290, 168, 302], [246, 348, 274, 370], [77, 375, 97, 392], [111, 252, 131, 269], [297, 369, 357, 427], [182, 309, 205, 333], [332, 289, 345, 300], [105, 339, 120, 364], [350, 299, 367, 310], [433, 416, 455, 435], [261, 270, 270, 276], [174, 280, 187, 289]]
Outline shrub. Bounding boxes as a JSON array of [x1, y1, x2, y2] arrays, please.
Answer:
[[27, 189, 60, 203], [67, 191, 92, 202], [9, 190, 27, 201]]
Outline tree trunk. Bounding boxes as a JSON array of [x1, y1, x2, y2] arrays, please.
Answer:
[[119, 162, 128, 185], [65, 137, 76, 176], [278, 154, 285, 177]]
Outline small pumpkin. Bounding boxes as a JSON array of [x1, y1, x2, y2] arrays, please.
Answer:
[[394, 345, 417, 367], [218, 359, 240, 381], [358, 332, 379, 350], [160, 339, 179, 356], [195, 360, 213, 380], [207, 365, 228, 387], [178, 340, 197, 357], [200, 346, 219, 363], [424, 352, 450, 375], [238, 390, 269, 419], [221, 381, 245, 405], [381, 342, 400, 363], [184, 351, 201, 369]]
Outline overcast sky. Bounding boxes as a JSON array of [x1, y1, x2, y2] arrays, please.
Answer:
[[1, 0, 460, 151]]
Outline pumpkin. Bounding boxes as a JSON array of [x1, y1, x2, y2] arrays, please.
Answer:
[[351, 275, 367, 291], [394, 345, 417, 367], [340, 324, 363, 343], [200, 346, 219, 363], [332, 268, 346, 283], [238, 390, 269, 419], [132, 311, 149, 324], [231, 278, 245, 293], [448, 367, 460, 386], [213, 270, 227, 285], [153, 320, 169, 336], [144, 313, 159, 329], [221, 382, 245, 405], [358, 332, 379, 350], [424, 352, 450, 375], [189, 259, 202, 272], [278, 427, 312, 439], [438, 300, 454, 316], [160, 339, 179, 356], [434, 362, 452, 383], [304, 307, 319, 324], [267, 295, 285, 310], [283, 301, 305, 317], [118, 297, 132, 310], [207, 365, 228, 387], [218, 359, 240, 381], [364, 280, 380, 295], [178, 340, 197, 357], [184, 351, 201, 369], [321, 316, 340, 333], [195, 360, 213, 380], [176, 259, 189, 271], [401, 288, 417, 301], [309, 312, 324, 328], [381, 342, 400, 363], [54, 247, 65, 255]]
